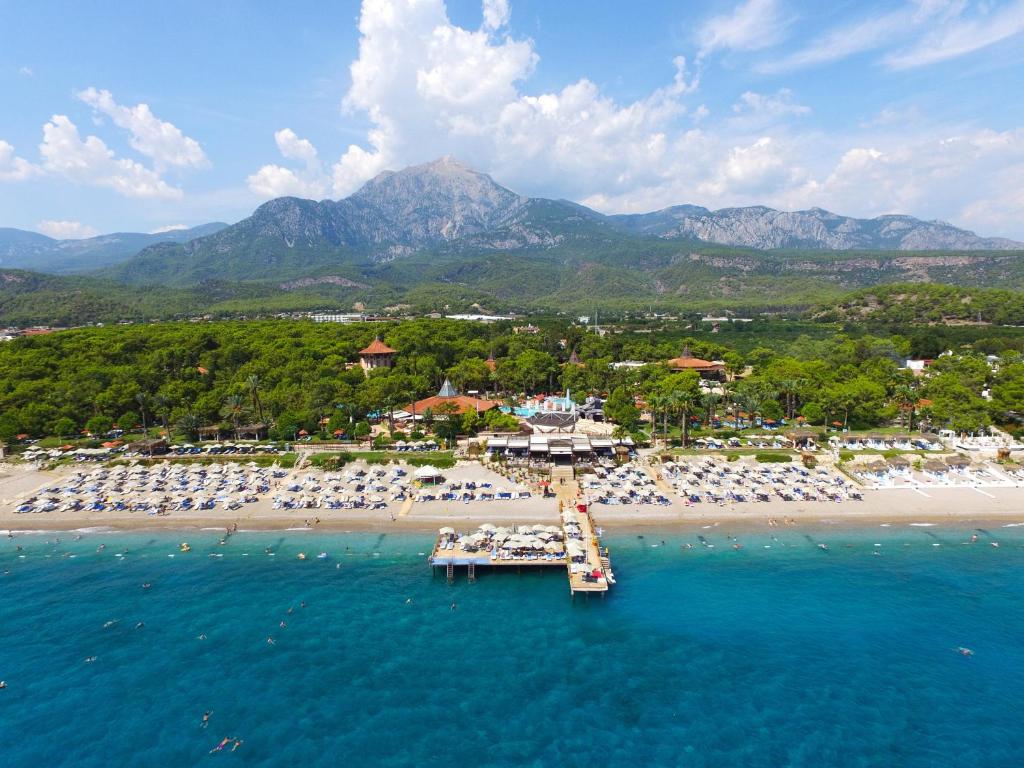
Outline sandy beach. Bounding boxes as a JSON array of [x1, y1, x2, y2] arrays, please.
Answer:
[[3, 457, 1024, 535]]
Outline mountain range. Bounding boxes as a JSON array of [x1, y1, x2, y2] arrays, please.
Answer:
[[2, 157, 1024, 325], [106, 157, 1020, 286], [0, 222, 227, 273]]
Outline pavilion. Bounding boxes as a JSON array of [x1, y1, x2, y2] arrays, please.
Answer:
[[400, 378, 499, 418], [666, 346, 725, 380], [359, 337, 397, 375]]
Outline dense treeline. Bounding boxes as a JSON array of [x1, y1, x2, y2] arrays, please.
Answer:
[[2, 317, 1023, 443], [815, 283, 1024, 326]]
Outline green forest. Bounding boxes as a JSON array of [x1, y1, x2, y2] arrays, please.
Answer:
[[2, 316, 1022, 446]]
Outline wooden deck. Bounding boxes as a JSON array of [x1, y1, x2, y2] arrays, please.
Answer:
[[428, 503, 614, 596]]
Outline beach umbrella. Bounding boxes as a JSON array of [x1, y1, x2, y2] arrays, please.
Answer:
[[439, 526, 455, 535]]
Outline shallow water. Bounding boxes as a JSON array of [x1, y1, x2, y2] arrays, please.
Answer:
[[1, 526, 1022, 767]]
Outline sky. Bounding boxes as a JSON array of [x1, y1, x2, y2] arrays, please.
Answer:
[[2, 0, 1024, 239]]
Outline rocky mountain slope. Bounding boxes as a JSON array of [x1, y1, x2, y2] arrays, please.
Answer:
[[0, 222, 228, 273], [609, 205, 1022, 251], [107, 157, 1021, 287]]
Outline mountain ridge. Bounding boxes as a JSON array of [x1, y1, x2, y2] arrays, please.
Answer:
[[0, 222, 229, 273]]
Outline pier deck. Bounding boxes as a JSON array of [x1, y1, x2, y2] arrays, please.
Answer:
[[428, 503, 613, 595]]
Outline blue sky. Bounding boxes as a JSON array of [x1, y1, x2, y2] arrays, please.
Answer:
[[2, 0, 1024, 239]]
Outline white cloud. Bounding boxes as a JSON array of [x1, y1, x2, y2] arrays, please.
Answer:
[[760, 0, 1024, 73], [77, 87, 208, 170], [37, 219, 100, 239], [482, 0, 510, 30], [0, 140, 40, 181], [242, 0, 1024, 238], [697, 0, 787, 59], [246, 128, 329, 199], [149, 224, 189, 234], [758, 11, 908, 73], [19, 66, 33, 77], [731, 89, 810, 123], [885, 0, 1024, 68], [39, 114, 183, 199]]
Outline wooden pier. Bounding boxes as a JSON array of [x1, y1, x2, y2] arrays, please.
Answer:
[[428, 504, 614, 596]]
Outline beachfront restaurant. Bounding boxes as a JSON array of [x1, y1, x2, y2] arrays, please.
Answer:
[[485, 434, 630, 465]]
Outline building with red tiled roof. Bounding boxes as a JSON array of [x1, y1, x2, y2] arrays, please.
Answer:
[[402, 378, 498, 418], [359, 336, 397, 375], [666, 346, 725, 380]]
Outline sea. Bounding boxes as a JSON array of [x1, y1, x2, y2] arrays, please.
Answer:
[[1, 524, 1023, 767]]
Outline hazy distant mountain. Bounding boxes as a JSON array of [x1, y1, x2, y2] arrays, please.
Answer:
[[609, 205, 1022, 251], [0, 222, 228, 273]]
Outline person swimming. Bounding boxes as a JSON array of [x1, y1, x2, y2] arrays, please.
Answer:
[[450, 602, 457, 611], [197, 633, 207, 641], [267, 636, 275, 645], [210, 737, 231, 753], [279, 621, 287, 629], [135, 621, 145, 630], [231, 739, 243, 752], [202, 711, 212, 728]]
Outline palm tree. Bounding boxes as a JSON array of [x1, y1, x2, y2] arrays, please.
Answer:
[[776, 378, 800, 420], [700, 391, 720, 430], [221, 394, 246, 432], [153, 393, 172, 436], [894, 384, 916, 431], [176, 412, 200, 441], [672, 390, 699, 447], [646, 392, 667, 447], [735, 392, 762, 431], [135, 393, 149, 436], [247, 375, 264, 422]]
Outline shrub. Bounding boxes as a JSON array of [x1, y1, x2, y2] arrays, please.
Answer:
[[755, 452, 792, 463], [725, 453, 740, 462]]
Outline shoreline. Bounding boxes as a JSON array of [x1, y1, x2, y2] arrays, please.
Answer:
[[3, 510, 1023, 536]]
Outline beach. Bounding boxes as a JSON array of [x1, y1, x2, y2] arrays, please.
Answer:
[[3, 457, 1024, 534]]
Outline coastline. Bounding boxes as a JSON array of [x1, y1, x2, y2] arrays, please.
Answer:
[[4, 459, 1023, 536]]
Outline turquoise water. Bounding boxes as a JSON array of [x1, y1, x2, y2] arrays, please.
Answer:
[[1, 525, 1023, 767]]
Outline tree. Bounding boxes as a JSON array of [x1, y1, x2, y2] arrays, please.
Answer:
[[153, 393, 173, 436], [221, 394, 247, 431], [247, 374, 264, 422], [52, 417, 77, 439], [176, 412, 201, 441], [604, 387, 640, 431], [135, 392, 149, 435], [85, 415, 113, 437], [701, 390, 720, 429]]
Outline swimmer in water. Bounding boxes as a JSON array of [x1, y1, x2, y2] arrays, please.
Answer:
[[0, 680, 7, 689], [300, 601, 306, 609], [197, 633, 207, 641], [406, 598, 413, 604], [210, 737, 231, 753], [279, 621, 287, 629], [84, 656, 97, 663], [202, 711, 211, 728], [232, 739, 243, 752], [135, 621, 145, 630], [141, 583, 151, 589], [287, 607, 294, 615], [450, 602, 457, 611], [267, 636, 275, 645]]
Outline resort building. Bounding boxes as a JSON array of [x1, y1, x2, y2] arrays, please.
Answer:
[[400, 378, 498, 418], [666, 346, 726, 381], [359, 337, 397, 375]]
